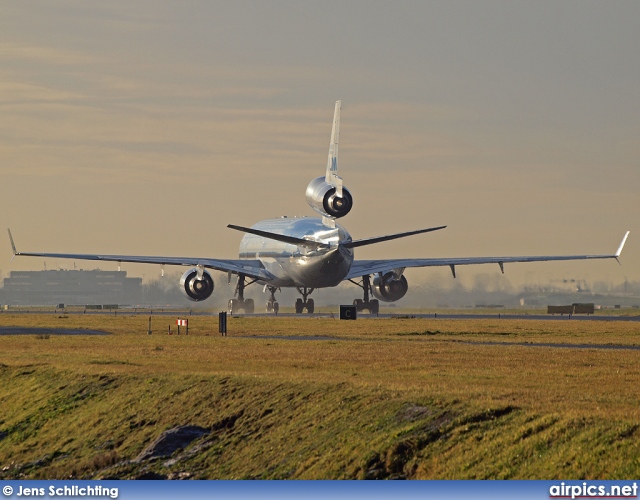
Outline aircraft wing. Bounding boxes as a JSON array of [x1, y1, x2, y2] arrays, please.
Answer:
[[346, 231, 630, 279], [7, 231, 272, 281]]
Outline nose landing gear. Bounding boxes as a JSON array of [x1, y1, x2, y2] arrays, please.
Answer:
[[266, 286, 280, 313]]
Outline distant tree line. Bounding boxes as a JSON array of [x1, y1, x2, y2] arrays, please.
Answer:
[[137, 273, 640, 309]]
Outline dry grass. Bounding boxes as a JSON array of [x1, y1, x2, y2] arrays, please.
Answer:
[[1, 312, 639, 479], [2, 314, 640, 416]]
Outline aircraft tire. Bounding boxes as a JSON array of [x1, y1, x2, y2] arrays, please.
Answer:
[[295, 298, 304, 314], [369, 299, 379, 315], [306, 299, 314, 314], [245, 298, 254, 314], [273, 302, 279, 314], [353, 299, 363, 311]]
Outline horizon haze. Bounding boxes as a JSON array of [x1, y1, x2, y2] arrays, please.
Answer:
[[1, 2, 637, 293]]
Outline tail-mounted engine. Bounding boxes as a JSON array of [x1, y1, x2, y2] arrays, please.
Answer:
[[179, 267, 215, 302], [305, 176, 353, 218], [372, 272, 408, 302]]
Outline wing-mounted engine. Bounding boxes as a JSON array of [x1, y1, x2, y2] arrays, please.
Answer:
[[305, 176, 353, 218], [372, 272, 408, 302], [179, 267, 214, 302]]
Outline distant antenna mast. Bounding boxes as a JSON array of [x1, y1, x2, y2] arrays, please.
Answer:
[[44, 261, 47, 270]]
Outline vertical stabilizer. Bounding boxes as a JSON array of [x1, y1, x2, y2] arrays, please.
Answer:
[[306, 100, 353, 221], [325, 100, 342, 196]]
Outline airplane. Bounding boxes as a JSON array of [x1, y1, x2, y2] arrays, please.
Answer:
[[8, 101, 630, 315]]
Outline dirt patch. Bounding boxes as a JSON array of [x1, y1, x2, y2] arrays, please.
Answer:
[[397, 403, 433, 423], [133, 425, 210, 463]]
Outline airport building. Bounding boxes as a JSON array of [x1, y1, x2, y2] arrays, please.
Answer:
[[1, 269, 142, 306]]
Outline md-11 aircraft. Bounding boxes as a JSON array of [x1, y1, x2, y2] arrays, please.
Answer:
[[8, 101, 630, 314]]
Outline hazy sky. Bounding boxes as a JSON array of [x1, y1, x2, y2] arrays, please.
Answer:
[[1, 1, 638, 291]]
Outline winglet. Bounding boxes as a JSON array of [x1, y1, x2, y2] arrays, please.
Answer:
[[7, 229, 17, 256], [614, 230, 630, 264], [615, 231, 630, 257]]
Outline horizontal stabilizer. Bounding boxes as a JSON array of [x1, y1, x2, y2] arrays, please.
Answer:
[[227, 224, 330, 250], [343, 225, 447, 249]]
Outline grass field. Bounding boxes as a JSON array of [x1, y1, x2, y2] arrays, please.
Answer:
[[1, 311, 639, 479]]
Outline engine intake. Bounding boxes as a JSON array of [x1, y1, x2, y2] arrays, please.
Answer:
[[306, 176, 353, 218], [372, 272, 408, 302], [179, 267, 214, 302]]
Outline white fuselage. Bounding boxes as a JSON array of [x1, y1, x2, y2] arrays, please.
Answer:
[[238, 217, 354, 287]]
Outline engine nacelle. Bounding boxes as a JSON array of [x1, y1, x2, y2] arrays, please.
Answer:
[[372, 272, 408, 302], [179, 267, 214, 302], [305, 176, 353, 218]]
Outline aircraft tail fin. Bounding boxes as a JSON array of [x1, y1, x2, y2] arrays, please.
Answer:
[[325, 100, 342, 196]]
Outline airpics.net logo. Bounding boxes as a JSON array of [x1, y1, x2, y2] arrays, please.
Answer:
[[550, 482, 638, 499]]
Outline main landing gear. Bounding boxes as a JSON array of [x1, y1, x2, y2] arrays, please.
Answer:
[[226, 277, 316, 315], [295, 287, 315, 314], [228, 274, 258, 315], [266, 285, 314, 314], [349, 275, 379, 315]]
